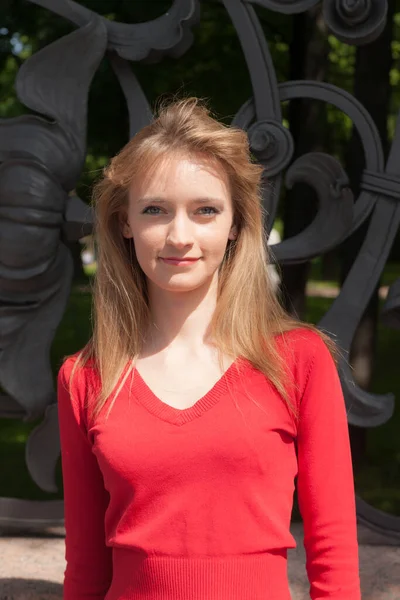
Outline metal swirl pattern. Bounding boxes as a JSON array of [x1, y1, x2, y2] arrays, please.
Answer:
[[247, 120, 294, 177], [323, 0, 388, 45]]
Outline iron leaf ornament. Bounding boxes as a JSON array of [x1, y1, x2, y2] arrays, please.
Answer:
[[0, 19, 107, 423], [29, 0, 201, 63]]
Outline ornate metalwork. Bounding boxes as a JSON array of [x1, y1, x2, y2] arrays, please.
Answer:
[[251, 0, 387, 47], [323, 0, 388, 45], [1, 0, 398, 544], [30, 0, 200, 62]]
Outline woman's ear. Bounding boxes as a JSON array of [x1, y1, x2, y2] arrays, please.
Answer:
[[228, 224, 238, 240], [123, 223, 133, 239], [119, 211, 133, 239]]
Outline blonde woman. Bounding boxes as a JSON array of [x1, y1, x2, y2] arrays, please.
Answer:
[[57, 98, 361, 600]]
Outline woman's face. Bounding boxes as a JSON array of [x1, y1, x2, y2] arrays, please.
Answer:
[[122, 154, 237, 294]]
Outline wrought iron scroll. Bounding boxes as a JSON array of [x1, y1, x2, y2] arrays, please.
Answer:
[[0, 0, 398, 544]]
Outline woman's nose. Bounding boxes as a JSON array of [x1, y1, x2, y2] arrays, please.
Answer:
[[166, 215, 194, 248]]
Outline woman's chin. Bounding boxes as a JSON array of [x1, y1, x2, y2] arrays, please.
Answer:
[[149, 274, 214, 294]]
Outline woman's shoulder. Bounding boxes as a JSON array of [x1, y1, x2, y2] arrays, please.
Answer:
[[273, 327, 337, 409], [58, 349, 100, 391], [274, 326, 334, 372], [276, 325, 328, 346], [57, 351, 102, 424]]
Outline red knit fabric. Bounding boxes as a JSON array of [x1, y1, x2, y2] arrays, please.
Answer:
[[57, 328, 361, 600]]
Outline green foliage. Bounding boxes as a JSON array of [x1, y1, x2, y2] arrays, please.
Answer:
[[0, 54, 22, 116], [328, 35, 356, 81]]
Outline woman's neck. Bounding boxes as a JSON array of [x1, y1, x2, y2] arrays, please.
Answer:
[[144, 273, 219, 354]]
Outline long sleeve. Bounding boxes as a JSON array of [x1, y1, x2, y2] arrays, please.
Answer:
[[296, 336, 361, 599], [57, 359, 113, 599]]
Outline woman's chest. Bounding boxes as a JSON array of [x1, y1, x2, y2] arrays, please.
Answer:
[[134, 354, 237, 410], [90, 378, 299, 494]]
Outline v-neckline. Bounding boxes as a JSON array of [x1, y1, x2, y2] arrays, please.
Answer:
[[132, 358, 245, 426]]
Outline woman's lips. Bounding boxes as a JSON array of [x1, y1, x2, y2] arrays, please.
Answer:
[[160, 257, 200, 266]]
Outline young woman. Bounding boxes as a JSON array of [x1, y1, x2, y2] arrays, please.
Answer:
[[57, 97, 361, 600]]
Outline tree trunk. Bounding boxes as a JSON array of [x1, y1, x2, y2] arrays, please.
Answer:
[[281, 7, 329, 318], [342, 0, 395, 468]]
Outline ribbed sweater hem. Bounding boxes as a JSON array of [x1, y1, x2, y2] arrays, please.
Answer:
[[105, 548, 291, 600]]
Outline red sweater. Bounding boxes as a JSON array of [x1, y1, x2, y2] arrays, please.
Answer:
[[57, 328, 361, 600]]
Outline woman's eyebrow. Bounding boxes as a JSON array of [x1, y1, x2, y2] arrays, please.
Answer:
[[138, 197, 224, 204]]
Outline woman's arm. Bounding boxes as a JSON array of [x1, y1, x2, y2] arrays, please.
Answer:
[[296, 335, 361, 599], [58, 359, 113, 600]]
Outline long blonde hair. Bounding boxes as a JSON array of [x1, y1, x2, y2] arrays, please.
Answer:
[[69, 97, 335, 420]]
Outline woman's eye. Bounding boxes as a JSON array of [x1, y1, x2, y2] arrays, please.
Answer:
[[198, 206, 219, 216], [142, 206, 162, 215], [142, 206, 219, 216]]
